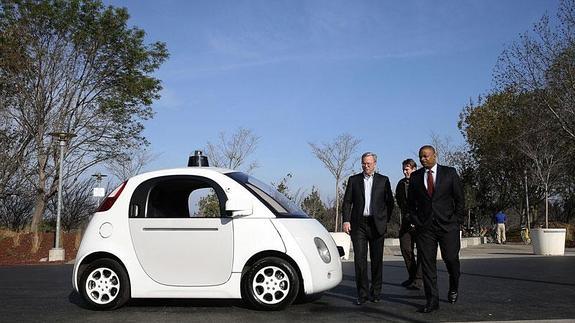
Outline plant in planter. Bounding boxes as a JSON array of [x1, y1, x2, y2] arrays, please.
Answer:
[[518, 127, 567, 255]]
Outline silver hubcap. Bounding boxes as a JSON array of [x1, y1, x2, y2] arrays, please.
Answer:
[[252, 265, 290, 305], [85, 267, 120, 305]]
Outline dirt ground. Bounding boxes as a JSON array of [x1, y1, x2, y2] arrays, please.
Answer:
[[0, 230, 81, 265]]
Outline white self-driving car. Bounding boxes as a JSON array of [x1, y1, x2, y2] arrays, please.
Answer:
[[73, 152, 343, 311]]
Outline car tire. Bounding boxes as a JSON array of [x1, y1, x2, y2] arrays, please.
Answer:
[[79, 258, 130, 310], [241, 257, 300, 311]]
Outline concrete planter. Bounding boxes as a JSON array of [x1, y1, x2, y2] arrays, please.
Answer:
[[531, 228, 566, 255]]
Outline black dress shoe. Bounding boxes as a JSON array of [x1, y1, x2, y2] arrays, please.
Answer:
[[355, 298, 367, 305], [448, 290, 458, 303], [401, 279, 413, 287], [407, 280, 422, 290], [418, 304, 439, 313]]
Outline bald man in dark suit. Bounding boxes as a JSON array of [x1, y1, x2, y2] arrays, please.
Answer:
[[407, 145, 465, 313]]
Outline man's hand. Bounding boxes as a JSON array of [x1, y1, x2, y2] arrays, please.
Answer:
[[343, 222, 351, 234]]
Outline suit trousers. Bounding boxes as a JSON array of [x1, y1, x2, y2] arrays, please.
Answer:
[[399, 225, 422, 282], [351, 216, 385, 300], [416, 225, 460, 306]]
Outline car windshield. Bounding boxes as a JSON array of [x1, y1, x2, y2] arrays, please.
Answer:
[[226, 172, 308, 218]]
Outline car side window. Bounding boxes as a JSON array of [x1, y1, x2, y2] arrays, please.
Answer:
[[129, 176, 226, 218]]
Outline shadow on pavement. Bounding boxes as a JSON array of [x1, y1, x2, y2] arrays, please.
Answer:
[[323, 290, 430, 323], [459, 271, 575, 287], [68, 291, 90, 310], [127, 298, 247, 309], [68, 290, 248, 310]]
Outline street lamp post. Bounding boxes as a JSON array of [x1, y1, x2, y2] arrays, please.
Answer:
[[48, 131, 76, 262], [524, 169, 530, 229]]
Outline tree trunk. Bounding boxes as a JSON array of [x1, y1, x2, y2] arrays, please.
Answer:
[[29, 194, 47, 253], [30, 158, 48, 232], [545, 184, 549, 229], [30, 193, 47, 233], [29, 151, 49, 253]]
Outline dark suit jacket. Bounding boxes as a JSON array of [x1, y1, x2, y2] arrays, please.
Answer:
[[342, 172, 395, 236], [395, 177, 413, 230], [407, 165, 465, 232]]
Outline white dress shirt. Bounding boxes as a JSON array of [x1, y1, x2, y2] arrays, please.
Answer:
[[363, 173, 373, 216]]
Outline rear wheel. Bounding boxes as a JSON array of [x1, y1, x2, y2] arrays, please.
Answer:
[[79, 258, 130, 310], [241, 257, 300, 310]]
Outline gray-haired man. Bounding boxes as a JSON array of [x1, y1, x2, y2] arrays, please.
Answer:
[[342, 152, 395, 305]]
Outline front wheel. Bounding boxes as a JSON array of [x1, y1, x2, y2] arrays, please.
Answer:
[[79, 258, 130, 310], [241, 257, 300, 311]]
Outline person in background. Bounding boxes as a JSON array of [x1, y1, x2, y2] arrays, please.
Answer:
[[395, 158, 422, 290], [494, 210, 507, 244], [342, 152, 395, 305]]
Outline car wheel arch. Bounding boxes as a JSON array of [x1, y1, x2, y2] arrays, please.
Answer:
[[241, 250, 304, 289], [77, 252, 130, 289]]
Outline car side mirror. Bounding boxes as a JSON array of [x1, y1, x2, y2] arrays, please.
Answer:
[[225, 198, 253, 217]]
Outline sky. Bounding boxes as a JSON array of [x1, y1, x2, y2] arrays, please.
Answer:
[[104, 0, 560, 200]]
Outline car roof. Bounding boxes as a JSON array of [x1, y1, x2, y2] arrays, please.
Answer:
[[129, 167, 240, 182]]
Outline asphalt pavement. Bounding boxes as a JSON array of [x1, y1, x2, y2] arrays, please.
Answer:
[[0, 243, 574, 322]]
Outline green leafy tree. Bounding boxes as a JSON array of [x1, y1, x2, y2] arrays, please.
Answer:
[[0, 0, 168, 240], [459, 92, 536, 224], [301, 186, 326, 216], [272, 173, 305, 206], [197, 193, 220, 218], [460, 89, 572, 228]]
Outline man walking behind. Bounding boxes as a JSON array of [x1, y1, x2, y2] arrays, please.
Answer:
[[343, 152, 395, 305], [407, 145, 465, 313], [396, 158, 422, 290], [494, 210, 507, 244]]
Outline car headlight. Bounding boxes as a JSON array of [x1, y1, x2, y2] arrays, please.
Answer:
[[314, 237, 331, 263]]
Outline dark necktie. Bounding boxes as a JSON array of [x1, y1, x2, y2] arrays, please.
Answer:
[[427, 170, 434, 197]]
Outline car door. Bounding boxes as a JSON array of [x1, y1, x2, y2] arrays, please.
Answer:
[[128, 175, 233, 286]]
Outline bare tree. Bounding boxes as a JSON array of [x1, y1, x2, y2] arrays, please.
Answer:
[[0, 118, 31, 199], [496, 0, 575, 140], [517, 125, 568, 228], [105, 148, 159, 182], [205, 128, 260, 172], [309, 133, 361, 232], [429, 132, 464, 168], [0, 191, 34, 231], [46, 178, 97, 231]]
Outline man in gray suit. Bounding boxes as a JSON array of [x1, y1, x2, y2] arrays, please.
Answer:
[[342, 152, 395, 305]]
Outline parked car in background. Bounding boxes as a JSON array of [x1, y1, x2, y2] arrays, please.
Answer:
[[73, 151, 343, 311]]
